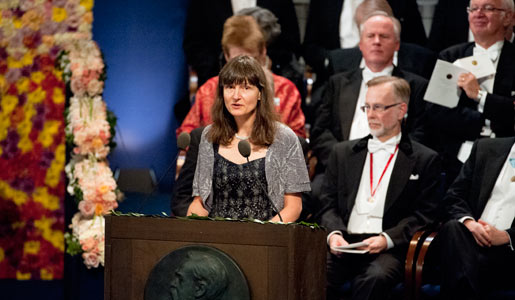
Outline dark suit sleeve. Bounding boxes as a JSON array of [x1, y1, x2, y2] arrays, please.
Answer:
[[302, 0, 336, 75], [384, 149, 442, 247], [310, 76, 341, 168], [391, 0, 427, 46], [443, 139, 478, 221], [171, 127, 203, 216], [405, 75, 428, 143], [319, 144, 348, 233], [182, 0, 221, 85]]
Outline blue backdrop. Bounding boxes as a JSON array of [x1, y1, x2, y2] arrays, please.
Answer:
[[92, 0, 189, 192]]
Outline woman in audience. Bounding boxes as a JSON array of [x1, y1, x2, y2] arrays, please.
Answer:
[[177, 15, 306, 138], [187, 55, 310, 222]]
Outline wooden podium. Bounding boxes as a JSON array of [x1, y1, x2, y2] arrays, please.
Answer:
[[104, 216, 327, 299]]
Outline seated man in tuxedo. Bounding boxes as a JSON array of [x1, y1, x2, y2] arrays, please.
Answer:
[[438, 137, 515, 299], [327, 0, 437, 80], [319, 76, 441, 300], [310, 12, 428, 201], [427, 0, 515, 187]]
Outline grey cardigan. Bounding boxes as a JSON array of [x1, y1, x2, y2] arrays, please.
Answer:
[[192, 123, 311, 212]]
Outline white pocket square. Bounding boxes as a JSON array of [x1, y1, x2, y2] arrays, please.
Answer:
[[511, 91, 515, 96], [409, 174, 419, 180]]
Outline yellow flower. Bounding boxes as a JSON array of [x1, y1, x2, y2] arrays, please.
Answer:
[[24, 240, 40, 255], [12, 190, 28, 206], [53, 87, 65, 104], [45, 165, 62, 188], [33, 187, 60, 211], [30, 71, 45, 84], [80, 0, 94, 11], [18, 137, 33, 153], [40, 269, 53, 280], [52, 7, 67, 23], [27, 87, 46, 104], [21, 9, 43, 31], [21, 51, 34, 67], [1, 95, 19, 115], [83, 11, 93, 24], [49, 231, 64, 252], [17, 119, 33, 137], [16, 77, 30, 93], [38, 121, 61, 148], [54, 144, 66, 164], [7, 56, 23, 69], [0, 247, 4, 262], [0, 76, 6, 93], [16, 271, 31, 280], [13, 18, 22, 29], [35, 217, 64, 251], [23, 104, 36, 119]]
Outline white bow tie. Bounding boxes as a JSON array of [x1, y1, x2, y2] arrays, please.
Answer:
[[473, 46, 501, 62], [362, 67, 392, 84], [368, 138, 398, 154]]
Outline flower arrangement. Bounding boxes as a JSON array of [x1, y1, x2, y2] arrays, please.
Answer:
[[0, 0, 118, 273], [59, 39, 119, 269]]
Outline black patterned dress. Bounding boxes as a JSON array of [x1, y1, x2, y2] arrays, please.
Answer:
[[209, 144, 275, 220]]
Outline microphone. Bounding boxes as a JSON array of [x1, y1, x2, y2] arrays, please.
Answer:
[[136, 132, 191, 213], [237, 140, 283, 222]]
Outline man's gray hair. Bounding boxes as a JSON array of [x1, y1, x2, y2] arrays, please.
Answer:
[[236, 6, 282, 46], [367, 76, 411, 105], [359, 11, 402, 41]]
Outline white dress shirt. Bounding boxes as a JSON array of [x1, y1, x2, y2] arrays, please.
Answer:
[[348, 65, 394, 140], [231, 0, 256, 14], [339, 0, 364, 48], [480, 143, 515, 230], [327, 133, 402, 249], [455, 40, 503, 163]]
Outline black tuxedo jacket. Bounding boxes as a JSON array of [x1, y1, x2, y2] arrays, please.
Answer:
[[302, 0, 427, 75], [183, 0, 300, 86], [310, 67, 428, 168], [327, 43, 437, 80], [171, 127, 204, 216], [319, 135, 441, 251], [426, 41, 515, 182], [428, 0, 469, 52], [444, 137, 515, 242]]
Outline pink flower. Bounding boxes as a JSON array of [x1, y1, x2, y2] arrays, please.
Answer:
[[87, 79, 103, 96], [82, 252, 100, 269], [78, 200, 95, 217]]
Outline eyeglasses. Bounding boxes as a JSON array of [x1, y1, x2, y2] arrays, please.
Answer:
[[467, 5, 506, 14], [360, 103, 402, 113]]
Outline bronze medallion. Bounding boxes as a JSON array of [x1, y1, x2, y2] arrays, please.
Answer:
[[144, 245, 250, 300]]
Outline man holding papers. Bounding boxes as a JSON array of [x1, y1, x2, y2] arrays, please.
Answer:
[[319, 76, 441, 300], [426, 0, 515, 187]]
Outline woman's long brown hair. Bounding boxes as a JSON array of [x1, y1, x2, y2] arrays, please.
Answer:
[[208, 55, 279, 146]]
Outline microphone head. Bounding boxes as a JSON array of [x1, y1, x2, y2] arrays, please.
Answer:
[[177, 132, 191, 150], [238, 140, 251, 158]]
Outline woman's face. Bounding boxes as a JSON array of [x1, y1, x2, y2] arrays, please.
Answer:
[[223, 81, 260, 120]]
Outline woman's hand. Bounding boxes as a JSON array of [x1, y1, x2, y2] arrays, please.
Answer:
[[269, 193, 302, 223], [187, 196, 208, 217]]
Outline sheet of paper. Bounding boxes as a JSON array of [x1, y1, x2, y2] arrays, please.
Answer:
[[333, 241, 368, 249], [332, 248, 369, 254], [454, 53, 496, 78], [424, 59, 467, 108]]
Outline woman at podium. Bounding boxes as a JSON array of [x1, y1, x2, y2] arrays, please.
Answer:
[[186, 55, 310, 222]]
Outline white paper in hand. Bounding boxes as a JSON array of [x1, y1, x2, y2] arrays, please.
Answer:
[[454, 53, 496, 79], [424, 59, 467, 108], [332, 241, 369, 254]]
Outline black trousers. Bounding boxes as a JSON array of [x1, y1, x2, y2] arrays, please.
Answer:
[[326, 234, 404, 300], [439, 220, 515, 300]]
